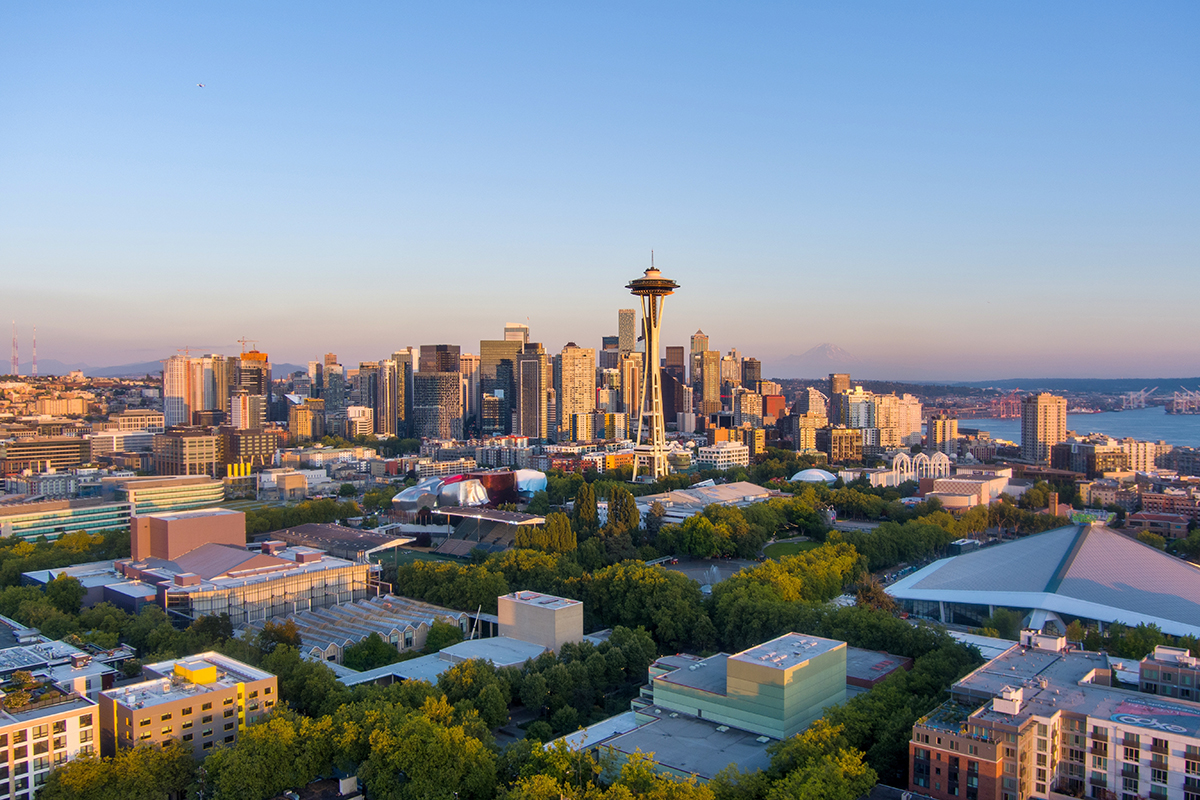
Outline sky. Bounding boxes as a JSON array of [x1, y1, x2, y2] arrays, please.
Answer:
[[2, 3, 1198, 381]]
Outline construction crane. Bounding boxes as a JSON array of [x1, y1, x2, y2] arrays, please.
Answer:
[[1122, 387, 1156, 409], [1169, 388, 1200, 415], [237, 337, 258, 354]]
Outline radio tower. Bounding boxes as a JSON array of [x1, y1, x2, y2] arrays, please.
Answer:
[[10, 322, 17, 376], [627, 256, 679, 482], [31, 326, 37, 377]]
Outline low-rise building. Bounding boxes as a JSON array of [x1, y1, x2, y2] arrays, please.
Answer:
[[0, 681, 98, 793], [1125, 512, 1190, 540], [695, 440, 750, 470], [99, 652, 276, 758]]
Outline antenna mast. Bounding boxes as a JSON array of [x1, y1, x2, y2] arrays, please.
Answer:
[[10, 322, 16, 376], [32, 326, 36, 377]]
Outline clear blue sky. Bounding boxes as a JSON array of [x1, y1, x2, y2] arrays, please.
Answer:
[[2, 2, 1197, 380]]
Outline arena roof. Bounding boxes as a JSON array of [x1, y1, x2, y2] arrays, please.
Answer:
[[887, 524, 1200, 638]]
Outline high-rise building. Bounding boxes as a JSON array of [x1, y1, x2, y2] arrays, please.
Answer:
[[418, 344, 461, 374], [795, 387, 828, 417], [459, 352, 480, 434], [829, 373, 851, 397], [236, 350, 271, 400], [599, 335, 621, 372], [323, 361, 345, 417], [504, 323, 530, 345], [392, 348, 415, 436], [307, 361, 323, 398], [741, 358, 761, 388], [479, 339, 524, 436], [375, 359, 400, 437], [557, 343, 596, 442], [413, 372, 462, 440], [153, 428, 222, 477], [927, 413, 959, 456], [516, 343, 550, 441], [721, 352, 741, 386], [229, 391, 267, 430], [699, 350, 722, 417], [163, 354, 229, 427], [690, 330, 709, 386], [1021, 393, 1067, 463], [733, 389, 763, 429], [620, 353, 643, 417], [618, 309, 636, 357], [897, 394, 923, 447], [664, 346, 686, 381]]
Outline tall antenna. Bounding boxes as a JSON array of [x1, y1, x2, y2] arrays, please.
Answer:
[[31, 326, 36, 377], [10, 322, 16, 376]]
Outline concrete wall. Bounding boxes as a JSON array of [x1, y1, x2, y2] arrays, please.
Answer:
[[497, 593, 583, 653]]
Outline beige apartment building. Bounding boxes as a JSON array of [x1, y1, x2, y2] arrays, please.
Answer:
[[99, 652, 276, 758], [0, 688, 98, 797]]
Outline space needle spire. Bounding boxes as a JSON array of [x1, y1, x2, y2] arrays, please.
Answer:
[[626, 258, 679, 481]]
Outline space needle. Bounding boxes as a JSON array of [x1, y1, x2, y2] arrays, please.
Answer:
[[627, 260, 679, 481]]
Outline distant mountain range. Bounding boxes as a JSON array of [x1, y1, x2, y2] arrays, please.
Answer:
[[766, 343, 862, 379]]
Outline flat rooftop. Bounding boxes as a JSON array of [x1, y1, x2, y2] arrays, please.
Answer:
[[441, 636, 547, 666], [729, 632, 844, 671], [107, 652, 272, 708], [505, 591, 581, 610], [656, 654, 729, 695], [601, 710, 775, 781], [845, 647, 910, 684], [134, 507, 239, 522], [438, 507, 545, 524]]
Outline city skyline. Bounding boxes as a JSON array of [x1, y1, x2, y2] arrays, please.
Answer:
[[3, 3, 1198, 380]]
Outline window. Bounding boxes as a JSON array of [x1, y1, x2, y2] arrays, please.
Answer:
[[202, 702, 212, 711], [13, 731, 25, 744], [182, 721, 193, 730], [160, 727, 172, 736], [139, 718, 150, 727], [160, 713, 172, 722], [182, 707, 193, 716], [79, 729, 93, 743], [1126, 747, 1140, 762], [32, 758, 48, 772], [223, 710, 234, 719], [31, 742, 47, 756], [404, 631, 414, 648], [264, 687, 272, 695], [51, 721, 65, 735], [31, 726, 47, 740], [223, 722, 234, 731], [1153, 769, 1168, 784], [203, 741, 213, 750], [224, 735, 234, 743], [13, 762, 26, 774], [249, 690, 258, 699], [223, 698, 233, 706], [183, 733, 193, 741], [1094, 756, 1108, 769], [203, 729, 213, 738], [138, 732, 152, 741], [202, 715, 213, 724], [14, 746, 26, 759], [52, 736, 65, 750], [1038, 754, 1047, 766]]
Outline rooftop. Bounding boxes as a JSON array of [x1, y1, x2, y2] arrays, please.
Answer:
[[505, 591, 581, 610], [134, 507, 240, 522], [729, 632, 844, 671], [107, 652, 272, 708], [600, 710, 775, 781]]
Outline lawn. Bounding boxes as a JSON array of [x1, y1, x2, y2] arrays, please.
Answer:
[[763, 540, 821, 559], [374, 548, 455, 568]]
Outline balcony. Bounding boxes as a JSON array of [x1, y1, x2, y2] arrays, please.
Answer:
[[1089, 775, 1107, 788], [1091, 730, 1109, 742], [1151, 741, 1169, 755], [1121, 765, 1140, 779], [1090, 745, 1109, 756]]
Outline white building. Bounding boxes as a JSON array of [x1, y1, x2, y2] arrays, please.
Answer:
[[695, 440, 750, 470]]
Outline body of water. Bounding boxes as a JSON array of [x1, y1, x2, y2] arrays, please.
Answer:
[[958, 406, 1200, 448]]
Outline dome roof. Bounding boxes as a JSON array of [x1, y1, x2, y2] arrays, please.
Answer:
[[790, 468, 837, 484]]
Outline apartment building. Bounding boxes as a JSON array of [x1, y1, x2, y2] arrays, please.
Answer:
[[99, 652, 276, 758]]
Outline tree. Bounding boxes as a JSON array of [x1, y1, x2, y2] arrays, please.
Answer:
[[258, 618, 302, 654], [424, 621, 464, 653], [338, 483, 357, 497], [604, 486, 641, 538], [45, 574, 86, 615], [40, 740, 196, 800], [477, 682, 510, 728], [1136, 531, 1167, 550], [980, 608, 1023, 640], [344, 632, 402, 671], [572, 483, 598, 539], [855, 576, 897, 613]]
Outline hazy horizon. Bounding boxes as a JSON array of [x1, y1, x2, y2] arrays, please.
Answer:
[[3, 3, 1197, 380]]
